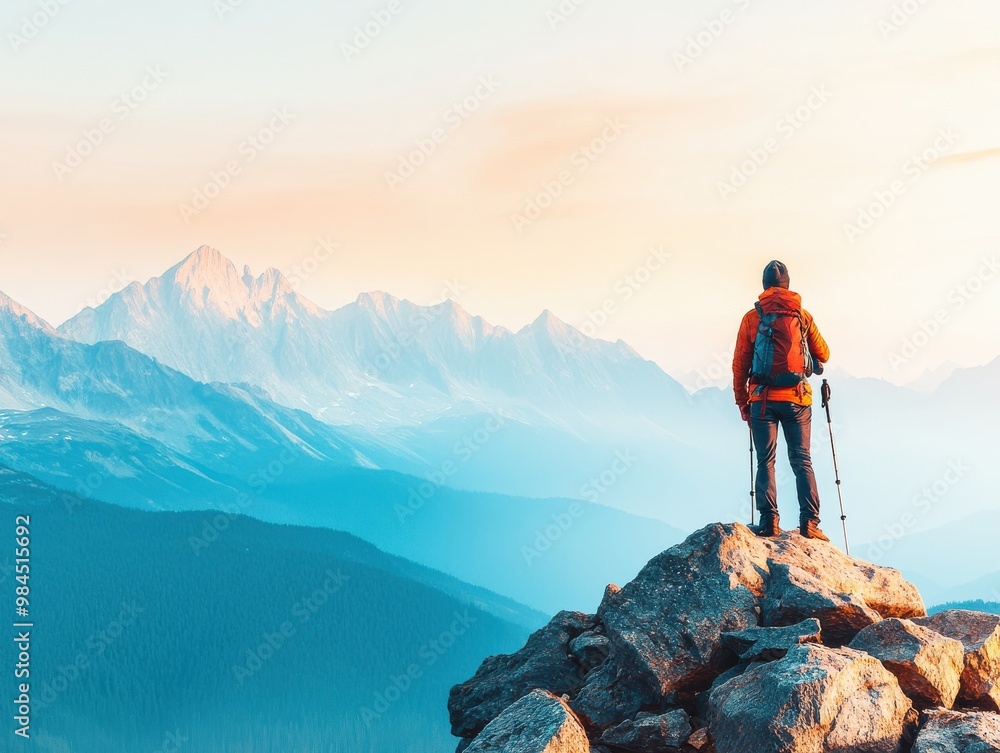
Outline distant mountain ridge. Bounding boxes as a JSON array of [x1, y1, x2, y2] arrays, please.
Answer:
[[59, 246, 691, 431]]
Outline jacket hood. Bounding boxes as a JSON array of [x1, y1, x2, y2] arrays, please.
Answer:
[[759, 287, 801, 305]]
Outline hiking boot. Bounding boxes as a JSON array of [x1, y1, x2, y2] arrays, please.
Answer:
[[750, 515, 781, 538], [800, 520, 830, 542]]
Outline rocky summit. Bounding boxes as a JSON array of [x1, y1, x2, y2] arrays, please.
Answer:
[[448, 522, 1000, 753]]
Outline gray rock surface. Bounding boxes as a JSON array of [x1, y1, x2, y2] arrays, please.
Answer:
[[449, 611, 594, 738], [849, 618, 965, 709], [450, 522, 937, 747], [915, 610, 1000, 712], [709, 644, 916, 753], [721, 618, 822, 662], [598, 709, 692, 752], [465, 690, 591, 753], [912, 709, 1000, 753], [569, 632, 610, 672]]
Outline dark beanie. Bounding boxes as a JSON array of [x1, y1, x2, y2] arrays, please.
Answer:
[[762, 260, 790, 289]]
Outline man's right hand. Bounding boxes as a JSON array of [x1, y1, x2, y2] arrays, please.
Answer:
[[740, 404, 751, 423]]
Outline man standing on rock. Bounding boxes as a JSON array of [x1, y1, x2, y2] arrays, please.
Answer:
[[733, 260, 831, 541]]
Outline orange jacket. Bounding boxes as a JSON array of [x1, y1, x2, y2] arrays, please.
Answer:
[[733, 287, 830, 407]]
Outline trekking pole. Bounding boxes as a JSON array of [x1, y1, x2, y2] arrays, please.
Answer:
[[748, 425, 756, 527], [820, 379, 850, 555]]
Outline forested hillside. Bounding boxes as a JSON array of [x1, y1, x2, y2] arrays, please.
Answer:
[[0, 467, 534, 752]]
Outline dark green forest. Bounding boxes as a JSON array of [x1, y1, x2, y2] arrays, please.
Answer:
[[929, 600, 1000, 616], [0, 467, 532, 753]]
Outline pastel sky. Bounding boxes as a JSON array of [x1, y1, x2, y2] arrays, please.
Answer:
[[3, 0, 999, 386]]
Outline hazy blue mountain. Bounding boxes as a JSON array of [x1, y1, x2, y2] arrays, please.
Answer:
[[0, 288, 371, 476], [56, 248, 707, 521], [0, 290, 685, 612], [0, 466, 540, 753]]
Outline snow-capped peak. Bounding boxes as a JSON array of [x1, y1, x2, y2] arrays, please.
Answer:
[[154, 246, 309, 323]]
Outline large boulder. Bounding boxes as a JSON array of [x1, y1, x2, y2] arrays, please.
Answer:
[[465, 690, 590, 753], [848, 618, 965, 709], [761, 563, 882, 644], [598, 709, 692, 752], [574, 524, 923, 725], [914, 610, 1000, 711], [449, 611, 594, 738], [720, 618, 822, 662], [569, 635, 660, 730], [572, 524, 763, 725], [451, 523, 927, 742], [912, 709, 1000, 753], [709, 644, 916, 753]]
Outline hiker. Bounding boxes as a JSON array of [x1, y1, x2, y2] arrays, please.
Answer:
[[733, 260, 831, 541]]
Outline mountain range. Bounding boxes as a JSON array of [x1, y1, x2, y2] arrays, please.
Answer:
[[0, 280, 686, 613], [1, 244, 998, 607], [59, 246, 692, 432]]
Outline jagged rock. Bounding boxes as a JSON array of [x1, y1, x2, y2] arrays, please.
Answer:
[[597, 584, 621, 619], [761, 563, 882, 644], [914, 610, 1000, 712], [570, 642, 660, 730], [449, 611, 594, 739], [465, 690, 590, 753], [696, 664, 750, 721], [709, 644, 916, 753], [687, 727, 712, 751], [573, 525, 765, 725], [452, 523, 926, 738], [911, 709, 1000, 753], [848, 618, 965, 709], [570, 632, 610, 672], [721, 618, 822, 662], [598, 709, 692, 752], [575, 524, 923, 725]]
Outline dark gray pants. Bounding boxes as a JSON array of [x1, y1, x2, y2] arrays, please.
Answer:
[[750, 400, 821, 525]]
